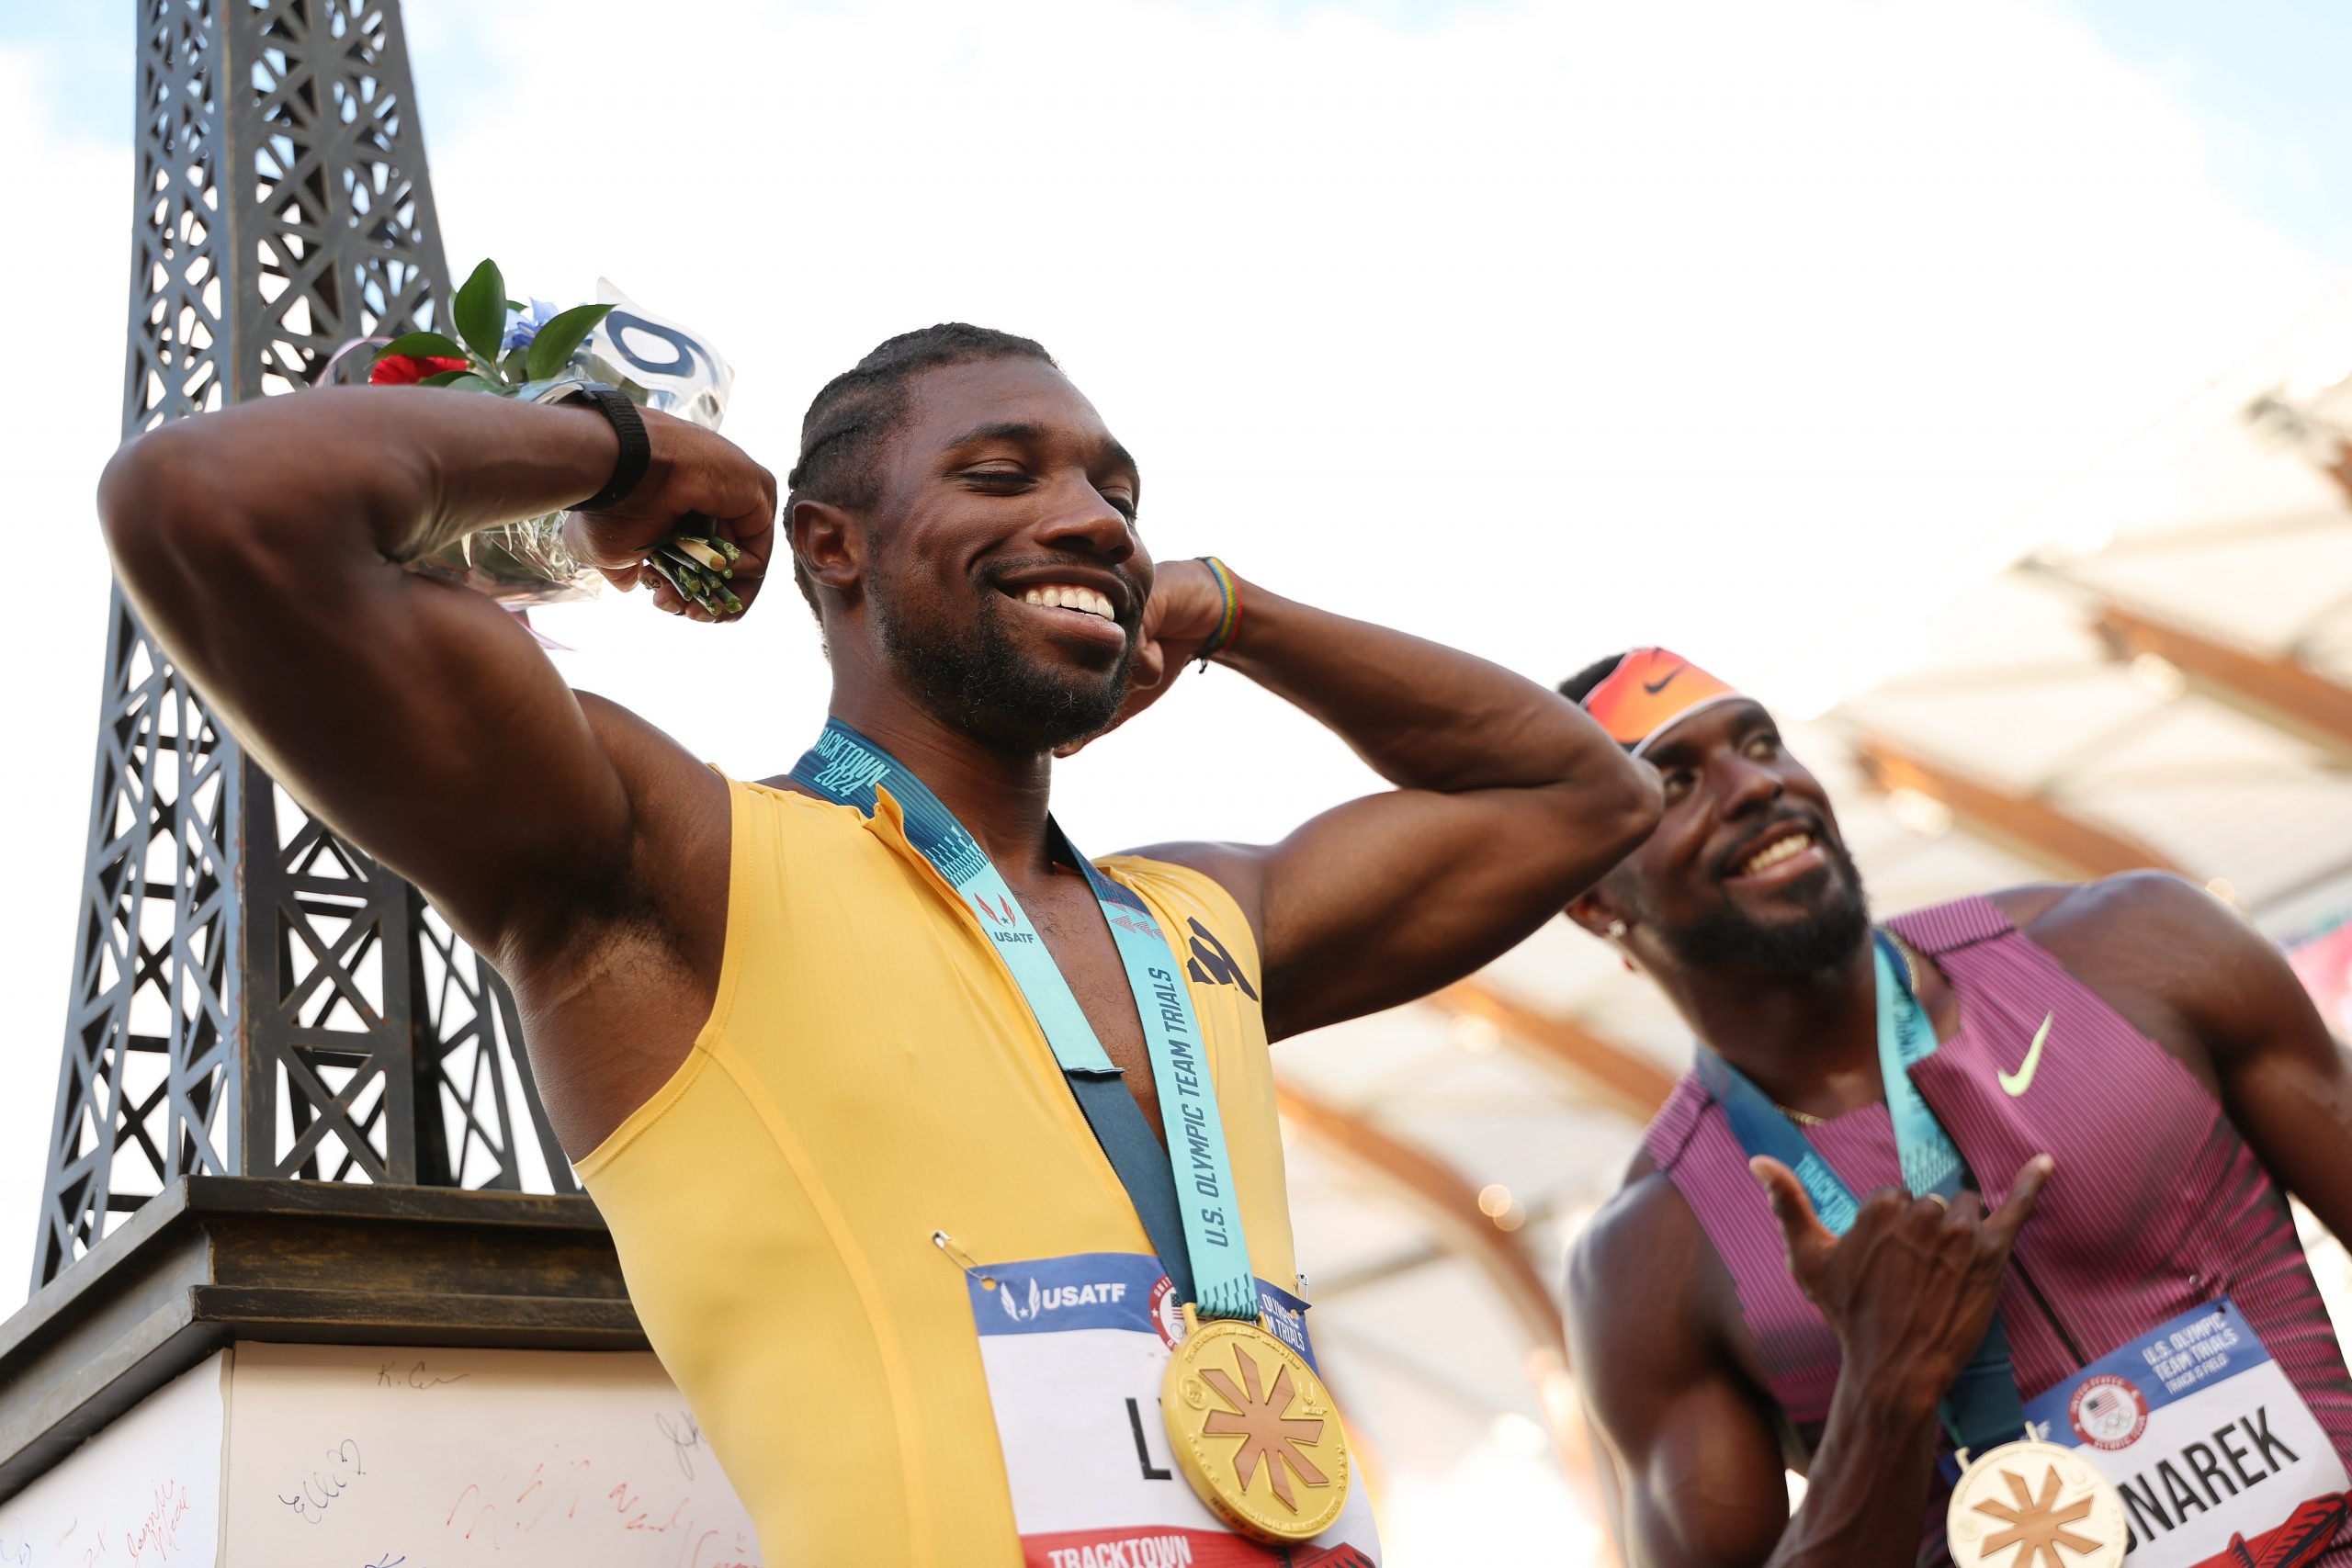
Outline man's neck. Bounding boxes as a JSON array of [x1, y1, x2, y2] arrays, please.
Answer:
[[1674, 937, 1885, 1116], [825, 687, 1059, 882]]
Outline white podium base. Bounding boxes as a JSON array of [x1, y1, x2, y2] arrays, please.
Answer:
[[0, 1342, 761, 1566]]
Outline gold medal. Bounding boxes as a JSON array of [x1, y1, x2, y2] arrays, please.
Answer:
[[1161, 1305, 1351, 1543], [1946, 1437, 2127, 1568]]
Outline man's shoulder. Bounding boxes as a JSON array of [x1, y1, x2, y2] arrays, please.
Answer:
[[1889, 872, 2236, 970], [1975, 871, 2258, 985], [1566, 1152, 1733, 1390], [1982, 869, 2219, 937], [1571, 1152, 1693, 1303], [1917, 874, 2271, 1077]]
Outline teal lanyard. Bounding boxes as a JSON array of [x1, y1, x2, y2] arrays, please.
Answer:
[[1696, 933, 2027, 1451], [788, 718, 1261, 1322]]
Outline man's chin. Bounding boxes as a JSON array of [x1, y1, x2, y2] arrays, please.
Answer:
[[1666, 880, 1871, 975], [959, 672, 1127, 754], [877, 605, 1131, 754]]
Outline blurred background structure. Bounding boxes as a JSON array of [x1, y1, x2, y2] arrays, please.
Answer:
[[1267, 276, 2352, 1552], [9, 1, 2352, 1561]]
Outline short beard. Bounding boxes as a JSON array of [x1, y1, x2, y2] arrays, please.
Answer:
[[870, 569, 1136, 752], [1645, 840, 1871, 976]]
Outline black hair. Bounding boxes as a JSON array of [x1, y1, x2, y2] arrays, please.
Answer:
[[786, 323, 1057, 619], [1556, 652, 1630, 706]]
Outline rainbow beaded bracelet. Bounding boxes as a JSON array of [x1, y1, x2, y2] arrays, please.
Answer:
[[1195, 556, 1242, 670]]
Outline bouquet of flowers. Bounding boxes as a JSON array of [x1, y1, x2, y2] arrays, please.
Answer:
[[347, 258, 743, 615]]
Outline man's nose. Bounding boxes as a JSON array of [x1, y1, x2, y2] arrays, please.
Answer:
[[1716, 754, 1783, 818], [1035, 479, 1136, 560]]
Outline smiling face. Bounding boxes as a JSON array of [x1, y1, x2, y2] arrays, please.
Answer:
[[822, 356, 1150, 751], [1586, 698, 1871, 976]]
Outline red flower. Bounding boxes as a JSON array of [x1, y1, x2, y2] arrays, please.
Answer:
[[369, 354, 470, 386]]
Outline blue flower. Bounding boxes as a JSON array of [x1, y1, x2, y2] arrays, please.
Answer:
[[503, 299, 560, 352]]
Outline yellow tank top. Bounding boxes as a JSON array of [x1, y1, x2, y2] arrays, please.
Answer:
[[575, 774, 1301, 1564]]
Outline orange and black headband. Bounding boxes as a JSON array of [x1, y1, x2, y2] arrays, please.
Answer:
[[1579, 648, 1745, 758]]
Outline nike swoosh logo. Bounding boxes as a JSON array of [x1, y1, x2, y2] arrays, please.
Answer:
[[1999, 1014, 2053, 1097], [1643, 666, 1686, 696]]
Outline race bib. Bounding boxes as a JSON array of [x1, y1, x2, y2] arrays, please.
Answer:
[[969, 1251, 1383, 1568], [2020, 1298, 2351, 1567]]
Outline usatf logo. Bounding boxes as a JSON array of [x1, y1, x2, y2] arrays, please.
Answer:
[[999, 1275, 1130, 1324], [1109, 910, 1165, 941], [1186, 919, 1260, 1000], [973, 892, 1037, 944]]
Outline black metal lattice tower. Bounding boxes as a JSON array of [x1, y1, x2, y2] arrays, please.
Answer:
[[33, 0, 574, 1294]]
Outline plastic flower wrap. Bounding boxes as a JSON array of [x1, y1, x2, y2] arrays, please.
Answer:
[[337, 258, 740, 612]]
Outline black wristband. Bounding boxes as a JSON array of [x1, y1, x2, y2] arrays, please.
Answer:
[[564, 384, 651, 513]]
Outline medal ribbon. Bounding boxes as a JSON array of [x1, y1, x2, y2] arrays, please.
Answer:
[[1696, 933, 2028, 1451], [789, 718, 1261, 1322]]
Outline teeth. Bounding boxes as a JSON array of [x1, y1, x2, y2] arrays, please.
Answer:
[[1739, 833, 1814, 875], [1017, 584, 1114, 620]]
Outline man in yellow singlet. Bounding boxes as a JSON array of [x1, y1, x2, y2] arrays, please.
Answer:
[[96, 323, 1657, 1563]]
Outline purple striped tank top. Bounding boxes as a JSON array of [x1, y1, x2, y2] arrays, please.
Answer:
[[1645, 896, 2352, 1562]]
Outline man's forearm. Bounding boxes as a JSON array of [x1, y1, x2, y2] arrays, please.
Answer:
[[101, 385, 617, 574], [1213, 573, 1640, 798], [1767, 1379, 1943, 1567]]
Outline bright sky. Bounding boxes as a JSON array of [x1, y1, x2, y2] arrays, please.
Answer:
[[0, 0, 2344, 1439]]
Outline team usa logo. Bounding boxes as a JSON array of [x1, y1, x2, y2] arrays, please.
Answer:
[[2068, 1374, 2150, 1451], [1148, 1273, 1185, 1349]]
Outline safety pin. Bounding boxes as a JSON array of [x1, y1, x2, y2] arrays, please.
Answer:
[[932, 1230, 998, 1291]]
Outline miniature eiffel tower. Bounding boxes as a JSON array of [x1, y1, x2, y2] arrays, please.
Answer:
[[4, 0, 631, 1506]]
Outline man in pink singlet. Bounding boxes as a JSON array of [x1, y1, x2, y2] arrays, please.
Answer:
[[1560, 649, 2352, 1568]]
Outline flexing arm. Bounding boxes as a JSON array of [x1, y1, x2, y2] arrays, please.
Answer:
[[1119, 562, 1659, 1039], [97, 386, 775, 960], [1572, 1158, 2051, 1566]]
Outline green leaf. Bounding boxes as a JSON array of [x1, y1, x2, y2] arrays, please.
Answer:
[[501, 347, 530, 385], [421, 371, 499, 394], [453, 258, 507, 363], [373, 331, 468, 362], [526, 302, 616, 382]]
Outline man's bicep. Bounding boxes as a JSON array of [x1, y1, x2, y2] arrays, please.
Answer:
[[1574, 1301, 1791, 1568], [1251, 785, 1619, 1038], [1569, 1186, 1792, 1568]]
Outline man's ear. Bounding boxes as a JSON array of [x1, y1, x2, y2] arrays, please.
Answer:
[[1564, 886, 1622, 942], [1567, 884, 1644, 973], [791, 497, 864, 599]]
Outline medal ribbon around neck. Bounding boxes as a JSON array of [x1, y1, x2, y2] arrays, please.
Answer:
[[1696, 931, 2030, 1452], [789, 718, 1262, 1323]]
